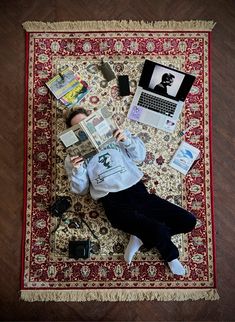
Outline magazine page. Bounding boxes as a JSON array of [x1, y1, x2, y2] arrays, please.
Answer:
[[60, 75, 91, 108], [169, 141, 200, 175], [46, 68, 80, 99], [58, 124, 97, 159], [80, 107, 117, 149]]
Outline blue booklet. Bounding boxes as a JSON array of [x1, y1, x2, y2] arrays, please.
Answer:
[[169, 141, 200, 175]]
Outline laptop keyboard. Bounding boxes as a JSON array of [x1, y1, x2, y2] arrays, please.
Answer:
[[138, 92, 177, 117]]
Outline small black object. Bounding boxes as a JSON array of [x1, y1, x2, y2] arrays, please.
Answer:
[[69, 240, 90, 259], [59, 72, 64, 81], [100, 60, 116, 82], [50, 196, 71, 217], [118, 75, 130, 96]]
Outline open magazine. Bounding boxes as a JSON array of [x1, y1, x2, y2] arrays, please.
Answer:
[[58, 107, 117, 159], [46, 68, 90, 107], [169, 141, 200, 175]]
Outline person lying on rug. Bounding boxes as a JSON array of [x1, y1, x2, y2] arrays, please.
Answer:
[[64, 108, 196, 276]]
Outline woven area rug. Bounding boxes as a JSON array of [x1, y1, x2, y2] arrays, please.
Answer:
[[21, 20, 219, 301]]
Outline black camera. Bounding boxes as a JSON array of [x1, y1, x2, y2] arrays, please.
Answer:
[[69, 240, 90, 259], [50, 196, 71, 217]]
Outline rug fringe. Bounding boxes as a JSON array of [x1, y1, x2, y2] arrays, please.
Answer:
[[22, 20, 216, 32], [21, 288, 219, 302]]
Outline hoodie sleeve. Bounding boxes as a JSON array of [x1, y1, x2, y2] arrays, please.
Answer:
[[119, 129, 146, 164], [64, 155, 90, 195]]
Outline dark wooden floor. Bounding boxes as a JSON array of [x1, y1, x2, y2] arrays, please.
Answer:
[[0, 0, 235, 321]]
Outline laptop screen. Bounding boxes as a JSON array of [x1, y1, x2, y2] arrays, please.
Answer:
[[139, 60, 195, 102]]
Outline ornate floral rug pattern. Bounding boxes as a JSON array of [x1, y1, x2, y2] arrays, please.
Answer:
[[21, 20, 219, 301]]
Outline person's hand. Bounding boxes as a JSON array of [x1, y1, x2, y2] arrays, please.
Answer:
[[113, 129, 127, 142], [70, 156, 84, 169]]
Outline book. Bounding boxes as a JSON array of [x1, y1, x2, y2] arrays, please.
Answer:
[[58, 107, 117, 159], [59, 75, 90, 108], [46, 68, 90, 106], [46, 68, 79, 99], [169, 141, 200, 175]]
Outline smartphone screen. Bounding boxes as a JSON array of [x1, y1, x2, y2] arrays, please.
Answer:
[[118, 75, 130, 96]]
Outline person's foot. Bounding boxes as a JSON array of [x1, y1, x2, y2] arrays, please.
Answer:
[[168, 259, 186, 276], [124, 235, 143, 264]]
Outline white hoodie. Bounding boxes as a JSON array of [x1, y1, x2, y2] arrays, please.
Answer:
[[64, 130, 146, 200]]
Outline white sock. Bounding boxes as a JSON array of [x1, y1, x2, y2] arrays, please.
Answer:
[[124, 235, 143, 264], [168, 259, 186, 276]]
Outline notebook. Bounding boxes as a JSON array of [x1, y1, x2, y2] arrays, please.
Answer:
[[169, 141, 200, 175], [127, 60, 195, 133]]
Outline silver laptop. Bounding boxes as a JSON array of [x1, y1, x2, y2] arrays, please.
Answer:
[[127, 60, 195, 133]]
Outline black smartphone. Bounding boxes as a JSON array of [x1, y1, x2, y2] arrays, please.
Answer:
[[118, 75, 130, 96]]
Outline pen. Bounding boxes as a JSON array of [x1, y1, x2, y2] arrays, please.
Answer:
[[178, 125, 194, 137], [59, 72, 64, 81]]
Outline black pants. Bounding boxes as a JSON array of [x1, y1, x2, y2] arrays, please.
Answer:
[[100, 180, 196, 262]]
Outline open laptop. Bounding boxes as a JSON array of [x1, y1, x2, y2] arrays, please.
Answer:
[[127, 59, 195, 133]]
